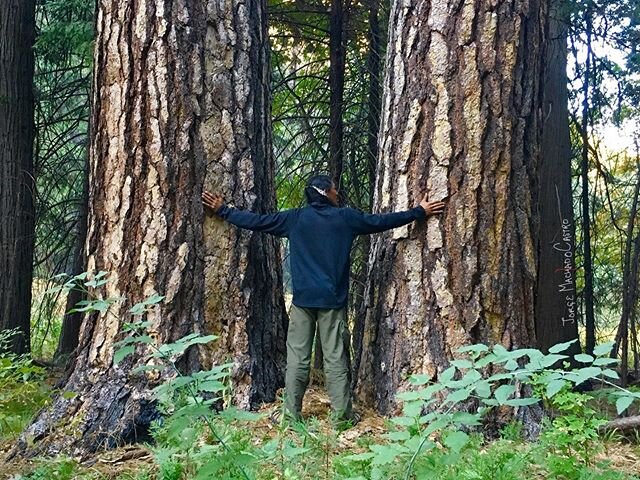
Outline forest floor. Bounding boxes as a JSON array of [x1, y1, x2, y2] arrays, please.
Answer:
[[2, 385, 640, 479], [0, 387, 389, 479]]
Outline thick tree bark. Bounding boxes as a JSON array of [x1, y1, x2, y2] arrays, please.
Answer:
[[15, 0, 208, 457], [0, 0, 36, 355], [352, 0, 384, 390], [201, 1, 287, 409], [535, 2, 580, 354], [15, 0, 285, 456], [355, 0, 546, 413]]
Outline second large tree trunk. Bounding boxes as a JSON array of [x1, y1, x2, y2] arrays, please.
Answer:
[[201, 0, 288, 410], [356, 0, 547, 413], [0, 0, 36, 355]]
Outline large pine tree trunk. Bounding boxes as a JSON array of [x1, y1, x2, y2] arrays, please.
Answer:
[[15, 0, 208, 456], [0, 0, 36, 355], [535, 1, 580, 353], [355, 0, 547, 413], [201, 1, 287, 409], [15, 0, 285, 456]]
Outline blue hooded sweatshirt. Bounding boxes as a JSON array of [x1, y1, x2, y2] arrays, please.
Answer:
[[217, 201, 426, 309]]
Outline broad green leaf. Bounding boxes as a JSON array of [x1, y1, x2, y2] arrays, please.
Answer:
[[283, 443, 311, 458], [567, 366, 602, 385], [504, 360, 519, 370], [391, 416, 415, 427], [452, 412, 481, 426], [459, 369, 482, 386], [397, 390, 424, 401], [486, 373, 513, 382], [457, 344, 489, 354], [419, 411, 437, 424], [549, 339, 577, 354], [370, 445, 401, 465], [474, 381, 492, 398], [128, 303, 146, 316], [403, 400, 423, 417], [593, 357, 618, 366], [539, 354, 569, 368], [505, 398, 539, 407], [444, 431, 469, 452], [423, 418, 450, 437], [546, 379, 567, 398], [494, 384, 516, 404], [616, 396, 634, 415], [408, 374, 431, 385], [593, 342, 615, 357], [475, 353, 498, 368], [493, 344, 508, 355], [384, 430, 410, 441], [198, 380, 225, 393], [451, 359, 473, 369], [446, 388, 471, 403], [404, 436, 436, 453], [218, 408, 264, 422], [344, 451, 376, 462], [143, 293, 165, 305], [440, 366, 456, 383], [113, 345, 135, 364], [574, 353, 595, 363]]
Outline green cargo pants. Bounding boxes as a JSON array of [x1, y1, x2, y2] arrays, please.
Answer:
[[284, 305, 352, 420]]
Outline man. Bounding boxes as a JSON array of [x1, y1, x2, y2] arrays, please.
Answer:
[[202, 175, 445, 424]]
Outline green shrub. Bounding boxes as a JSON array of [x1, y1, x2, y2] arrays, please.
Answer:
[[0, 330, 51, 439]]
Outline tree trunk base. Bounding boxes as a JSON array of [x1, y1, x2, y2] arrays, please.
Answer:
[[10, 366, 159, 459]]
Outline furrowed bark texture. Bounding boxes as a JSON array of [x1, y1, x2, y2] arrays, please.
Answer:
[[0, 0, 36, 354], [15, 0, 207, 456], [535, 2, 580, 353], [201, 0, 287, 409], [356, 0, 546, 413]]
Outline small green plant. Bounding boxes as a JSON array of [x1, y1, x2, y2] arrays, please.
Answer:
[[19, 457, 77, 480], [339, 340, 640, 480], [0, 330, 51, 439], [114, 297, 265, 479], [538, 387, 608, 464]]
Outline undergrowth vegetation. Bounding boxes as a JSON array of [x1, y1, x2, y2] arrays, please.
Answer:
[[0, 331, 51, 441], [4, 284, 640, 479]]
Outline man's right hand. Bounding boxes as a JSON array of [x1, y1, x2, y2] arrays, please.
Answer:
[[419, 194, 445, 216], [202, 191, 225, 215]]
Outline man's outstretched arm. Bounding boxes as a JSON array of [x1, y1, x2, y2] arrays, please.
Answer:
[[202, 191, 291, 237], [345, 194, 445, 235]]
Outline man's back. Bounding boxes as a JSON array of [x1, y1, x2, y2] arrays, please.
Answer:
[[217, 200, 426, 308]]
